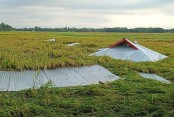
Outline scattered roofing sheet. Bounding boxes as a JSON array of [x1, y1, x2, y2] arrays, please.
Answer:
[[67, 43, 79, 46], [91, 38, 167, 62], [98, 48, 107, 51], [0, 70, 48, 91], [139, 73, 171, 84], [44, 38, 56, 42], [0, 65, 119, 91]]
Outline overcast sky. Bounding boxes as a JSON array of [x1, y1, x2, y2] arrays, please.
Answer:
[[0, 0, 174, 28]]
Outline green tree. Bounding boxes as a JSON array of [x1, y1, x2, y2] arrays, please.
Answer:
[[0, 23, 13, 31]]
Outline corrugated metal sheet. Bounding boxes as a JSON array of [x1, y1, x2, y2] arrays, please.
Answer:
[[44, 38, 56, 42], [0, 71, 9, 91], [0, 65, 119, 91], [45, 65, 118, 87], [0, 70, 49, 91], [139, 73, 171, 84], [67, 43, 79, 46], [91, 39, 167, 62]]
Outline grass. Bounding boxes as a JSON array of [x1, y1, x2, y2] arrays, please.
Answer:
[[0, 32, 174, 116], [1, 32, 174, 71], [0, 72, 174, 117]]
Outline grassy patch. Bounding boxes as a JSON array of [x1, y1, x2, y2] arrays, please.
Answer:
[[0, 32, 174, 116], [0, 76, 174, 116]]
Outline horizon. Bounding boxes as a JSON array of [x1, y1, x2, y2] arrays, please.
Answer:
[[0, 0, 174, 28], [15, 26, 174, 29]]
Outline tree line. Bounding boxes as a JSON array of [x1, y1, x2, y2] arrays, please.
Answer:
[[0, 23, 13, 31], [1, 23, 174, 33]]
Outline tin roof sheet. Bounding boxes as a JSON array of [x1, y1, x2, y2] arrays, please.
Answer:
[[0, 65, 119, 91], [139, 73, 171, 84], [67, 43, 79, 46]]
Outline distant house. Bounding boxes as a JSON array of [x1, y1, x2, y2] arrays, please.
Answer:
[[91, 38, 167, 62]]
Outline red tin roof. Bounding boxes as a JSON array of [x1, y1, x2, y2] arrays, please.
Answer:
[[109, 38, 138, 50]]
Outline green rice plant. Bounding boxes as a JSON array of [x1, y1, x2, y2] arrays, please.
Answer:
[[1, 32, 174, 72], [32, 70, 40, 90]]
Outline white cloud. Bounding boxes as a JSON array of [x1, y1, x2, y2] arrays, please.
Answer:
[[108, 13, 174, 28], [0, 0, 174, 28]]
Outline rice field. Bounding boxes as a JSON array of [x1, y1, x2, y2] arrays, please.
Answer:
[[0, 32, 174, 78], [0, 32, 174, 116]]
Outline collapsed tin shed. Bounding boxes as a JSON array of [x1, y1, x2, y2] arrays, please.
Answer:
[[91, 38, 167, 62]]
